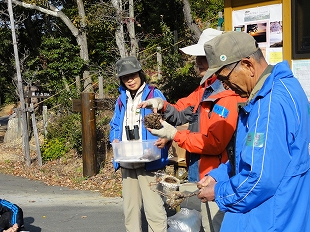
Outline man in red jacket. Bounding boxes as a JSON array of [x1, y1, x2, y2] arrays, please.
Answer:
[[138, 28, 245, 232]]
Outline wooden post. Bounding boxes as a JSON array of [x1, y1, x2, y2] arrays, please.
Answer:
[[174, 30, 178, 53], [81, 92, 97, 177], [30, 103, 42, 166], [76, 76, 81, 96], [72, 96, 115, 176], [157, 47, 162, 79], [43, 105, 48, 137], [98, 75, 104, 99], [25, 102, 31, 138]]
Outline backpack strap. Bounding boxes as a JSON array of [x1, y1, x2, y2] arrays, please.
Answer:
[[146, 85, 155, 100], [117, 97, 123, 111]]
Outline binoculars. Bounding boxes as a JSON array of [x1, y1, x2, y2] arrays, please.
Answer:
[[125, 125, 140, 140]]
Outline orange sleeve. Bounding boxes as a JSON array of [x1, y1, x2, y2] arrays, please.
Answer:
[[173, 95, 242, 155]]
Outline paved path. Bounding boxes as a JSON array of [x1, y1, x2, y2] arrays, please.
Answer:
[[0, 173, 127, 232], [0, 173, 179, 232]]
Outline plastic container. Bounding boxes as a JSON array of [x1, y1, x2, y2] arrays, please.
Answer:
[[111, 140, 161, 162]]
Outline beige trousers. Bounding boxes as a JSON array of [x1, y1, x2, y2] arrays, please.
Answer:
[[121, 168, 167, 232], [179, 183, 224, 232]]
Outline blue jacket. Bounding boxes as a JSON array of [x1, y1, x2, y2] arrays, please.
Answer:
[[109, 84, 169, 171], [0, 199, 24, 231], [209, 61, 310, 232]]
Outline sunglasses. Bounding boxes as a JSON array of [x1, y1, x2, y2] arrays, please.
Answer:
[[216, 61, 240, 82]]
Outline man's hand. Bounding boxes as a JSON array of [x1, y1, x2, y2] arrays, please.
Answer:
[[147, 120, 177, 140], [137, 98, 164, 113], [4, 224, 18, 232], [197, 175, 216, 188], [197, 176, 216, 203], [198, 182, 216, 203]]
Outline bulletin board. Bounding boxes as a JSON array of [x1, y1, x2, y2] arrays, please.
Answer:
[[232, 4, 283, 65], [292, 60, 310, 100]]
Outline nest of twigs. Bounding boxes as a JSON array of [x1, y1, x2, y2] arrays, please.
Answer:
[[143, 113, 162, 129], [149, 172, 198, 209], [165, 190, 198, 209]]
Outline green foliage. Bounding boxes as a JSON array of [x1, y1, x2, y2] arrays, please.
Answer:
[[135, 0, 185, 33], [45, 112, 83, 155], [86, 3, 118, 67], [96, 114, 111, 127], [20, 36, 84, 110], [41, 138, 69, 161], [35, 36, 84, 80], [0, 28, 16, 103], [141, 21, 200, 103], [190, 0, 224, 28]]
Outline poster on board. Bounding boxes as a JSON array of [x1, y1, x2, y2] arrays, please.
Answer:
[[292, 60, 310, 100], [232, 4, 283, 65]]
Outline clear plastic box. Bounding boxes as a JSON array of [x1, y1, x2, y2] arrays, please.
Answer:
[[111, 140, 161, 162]]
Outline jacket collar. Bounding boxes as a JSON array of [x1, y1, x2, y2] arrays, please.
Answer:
[[243, 61, 293, 113]]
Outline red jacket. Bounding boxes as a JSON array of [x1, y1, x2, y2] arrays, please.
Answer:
[[162, 76, 245, 180]]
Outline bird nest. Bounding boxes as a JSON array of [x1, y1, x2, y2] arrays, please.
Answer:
[[143, 113, 162, 129], [149, 172, 199, 209]]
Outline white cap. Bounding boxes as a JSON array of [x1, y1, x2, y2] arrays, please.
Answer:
[[179, 28, 223, 56]]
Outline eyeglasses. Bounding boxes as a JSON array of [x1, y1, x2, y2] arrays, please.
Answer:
[[216, 61, 240, 82], [121, 72, 138, 82]]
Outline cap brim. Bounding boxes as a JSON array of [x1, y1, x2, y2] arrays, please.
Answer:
[[179, 44, 205, 56], [200, 66, 222, 85], [117, 68, 141, 78]]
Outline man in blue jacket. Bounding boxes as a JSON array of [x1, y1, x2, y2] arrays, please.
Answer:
[[0, 199, 26, 232], [197, 31, 310, 232]]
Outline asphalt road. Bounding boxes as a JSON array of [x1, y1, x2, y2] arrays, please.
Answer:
[[0, 173, 127, 232], [0, 173, 180, 232]]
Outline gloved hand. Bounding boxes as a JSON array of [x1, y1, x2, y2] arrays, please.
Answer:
[[148, 120, 177, 140], [138, 98, 164, 113]]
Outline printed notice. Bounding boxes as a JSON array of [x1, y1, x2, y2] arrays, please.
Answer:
[[292, 60, 310, 100], [269, 51, 282, 64]]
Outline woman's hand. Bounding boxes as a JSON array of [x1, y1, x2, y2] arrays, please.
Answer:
[[154, 137, 169, 149]]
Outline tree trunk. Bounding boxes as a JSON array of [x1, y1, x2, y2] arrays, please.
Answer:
[[12, 0, 94, 92], [127, 0, 138, 56], [112, 0, 138, 58], [112, 0, 127, 58], [182, 0, 201, 41], [8, 0, 31, 166]]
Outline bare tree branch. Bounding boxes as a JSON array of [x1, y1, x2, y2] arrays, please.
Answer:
[[11, 0, 93, 92], [182, 0, 201, 41]]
